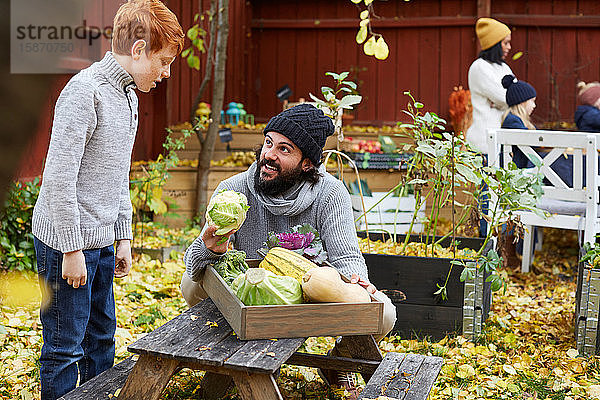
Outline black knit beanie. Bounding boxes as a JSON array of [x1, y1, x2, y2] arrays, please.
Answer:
[[263, 103, 335, 166], [502, 74, 537, 107]]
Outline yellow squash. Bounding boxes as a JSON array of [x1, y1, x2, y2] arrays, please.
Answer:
[[259, 247, 317, 283]]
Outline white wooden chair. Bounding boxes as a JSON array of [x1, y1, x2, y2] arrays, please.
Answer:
[[487, 128, 600, 272]]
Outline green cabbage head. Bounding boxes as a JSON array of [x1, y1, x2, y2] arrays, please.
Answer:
[[231, 268, 303, 306], [206, 190, 250, 235]]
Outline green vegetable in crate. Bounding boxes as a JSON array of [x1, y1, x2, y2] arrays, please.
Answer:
[[231, 268, 303, 306], [259, 246, 318, 283], [206, 190, 250, 235], [212, 249, 248, 285]]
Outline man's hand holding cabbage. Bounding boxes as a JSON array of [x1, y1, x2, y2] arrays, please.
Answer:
[[203, 190, 249, 254]]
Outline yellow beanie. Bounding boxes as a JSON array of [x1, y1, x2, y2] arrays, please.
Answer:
[[476, 18, 511, 50]]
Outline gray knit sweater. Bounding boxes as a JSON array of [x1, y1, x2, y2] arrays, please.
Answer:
[[33, 52, 138, 253], [184, 162, 369, 282]]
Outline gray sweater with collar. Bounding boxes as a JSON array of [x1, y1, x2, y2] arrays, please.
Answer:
[[184, 162, 370, 282], [33, 52, 138, 253]]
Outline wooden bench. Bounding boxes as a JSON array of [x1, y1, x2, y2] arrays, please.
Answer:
[[60, 299, 443, 400], [360, 352, 444, 400], [58, 357, 136, 400]]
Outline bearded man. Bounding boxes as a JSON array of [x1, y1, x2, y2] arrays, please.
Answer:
[[181, 104, 396, 396]]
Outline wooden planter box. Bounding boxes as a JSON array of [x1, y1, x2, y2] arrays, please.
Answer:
[[170, 128, 412, 162], [575, 262, 600, 356], [153, 166, 246, 228], [203, 260, 385, 340], [351, 192, 426, 233], [154, 166, 413, 228], [358, 232, 491, 340]]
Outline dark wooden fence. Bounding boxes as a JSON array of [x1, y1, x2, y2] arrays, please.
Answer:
[[17, 0, 600, 178]]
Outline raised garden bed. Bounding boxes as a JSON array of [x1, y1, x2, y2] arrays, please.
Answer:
[[358, 232, 492, 340]]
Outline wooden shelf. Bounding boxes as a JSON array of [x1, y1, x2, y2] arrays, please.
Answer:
[[170, 128, 411, 161]]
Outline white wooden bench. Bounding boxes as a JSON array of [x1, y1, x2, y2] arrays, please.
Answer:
[[487, 128, 600, 272]]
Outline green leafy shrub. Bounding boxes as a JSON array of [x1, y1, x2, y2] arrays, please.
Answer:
[[0, 178, 40, 271]]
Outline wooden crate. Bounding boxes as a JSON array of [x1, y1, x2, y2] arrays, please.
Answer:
[[171, 129, 263, 161], [359, 232, 491, 340], [203, 260, 384, 340]]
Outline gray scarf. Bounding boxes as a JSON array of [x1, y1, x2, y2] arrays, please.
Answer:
[[246, 162, 326, 216]]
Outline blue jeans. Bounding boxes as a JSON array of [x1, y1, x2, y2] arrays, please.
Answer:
[[34, 237, 116, 400]]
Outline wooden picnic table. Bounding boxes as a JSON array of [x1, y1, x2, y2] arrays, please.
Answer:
[[114, 298, 442, 400]]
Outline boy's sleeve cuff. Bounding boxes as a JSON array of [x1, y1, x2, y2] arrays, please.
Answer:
[[56, 226, 84, 253], [114, 219, 133, 241]]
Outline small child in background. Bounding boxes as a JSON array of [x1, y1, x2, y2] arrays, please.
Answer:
[[497, 74, 538, 267], [500, 74, 537, 170], [501, 74, 537, 131], [574, 81, 600, 133]]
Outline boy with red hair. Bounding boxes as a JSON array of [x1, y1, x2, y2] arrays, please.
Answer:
[[32, 1, 184, 398]]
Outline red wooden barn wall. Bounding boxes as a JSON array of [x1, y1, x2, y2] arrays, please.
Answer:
[[246, 0, 600, 125], [17, 0, 600, 179]]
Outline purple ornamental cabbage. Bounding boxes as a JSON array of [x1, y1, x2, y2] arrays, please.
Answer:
[[275, 231, 315, 250]]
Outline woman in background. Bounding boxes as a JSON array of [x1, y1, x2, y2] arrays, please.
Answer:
[[466, 17, 514, 154], [467, 18, 514, 237]]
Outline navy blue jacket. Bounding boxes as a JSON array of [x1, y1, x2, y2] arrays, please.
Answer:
[[501, 113, 531, 169], [574, 105, 600, 133], [501, 112, 528, 130]]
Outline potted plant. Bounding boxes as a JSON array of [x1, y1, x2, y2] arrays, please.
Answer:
[[354, 93, 545, 339], [311, 73, 545, 339]]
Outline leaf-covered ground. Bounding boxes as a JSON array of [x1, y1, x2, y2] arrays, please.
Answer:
[[2, 228, 600, 400]]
